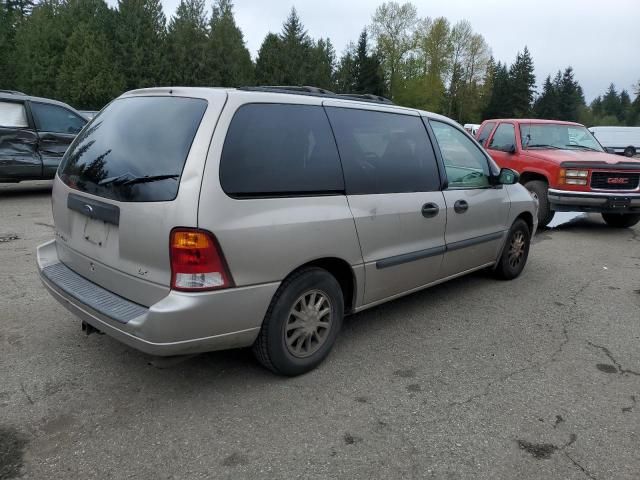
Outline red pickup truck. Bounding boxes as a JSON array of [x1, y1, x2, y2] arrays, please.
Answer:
[[476, 119, 640, 228]]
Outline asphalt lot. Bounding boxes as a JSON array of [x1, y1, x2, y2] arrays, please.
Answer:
[[1, 180, 639, 480]]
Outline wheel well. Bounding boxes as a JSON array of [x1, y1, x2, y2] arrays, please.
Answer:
[[290, 258, 356, 313], [518, 171, 548, 185], [516, 211, 534, 233]]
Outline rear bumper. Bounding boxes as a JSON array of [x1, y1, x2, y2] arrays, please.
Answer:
[[548, 188, 640, 214], [37, 240, 279, 356]]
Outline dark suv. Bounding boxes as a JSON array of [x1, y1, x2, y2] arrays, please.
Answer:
[[0, 91, 87, 182]]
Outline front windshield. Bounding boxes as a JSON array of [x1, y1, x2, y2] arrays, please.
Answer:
[[520, 123, 603, 152]]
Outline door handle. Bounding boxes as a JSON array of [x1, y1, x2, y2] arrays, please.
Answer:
[[454, 200, 469, 213], [421, 202, 440, 218]]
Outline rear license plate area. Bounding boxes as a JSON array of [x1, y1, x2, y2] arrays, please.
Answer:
[[83, 217, 109, 246]]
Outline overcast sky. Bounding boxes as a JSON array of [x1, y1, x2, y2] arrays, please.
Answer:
[[136, 0, 640, 102]]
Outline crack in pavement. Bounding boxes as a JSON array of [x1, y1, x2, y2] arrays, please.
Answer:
[[449, 281, 593, 407], [564, 452, 598, 480], [448, 366, 531, 407], [587, 342, 640, 377]]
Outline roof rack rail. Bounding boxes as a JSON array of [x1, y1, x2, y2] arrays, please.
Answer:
[[0, 89, 26, 95], [237, 86, 395, 105], [337, 93, 394, 105], [238, 85, 335, 95]]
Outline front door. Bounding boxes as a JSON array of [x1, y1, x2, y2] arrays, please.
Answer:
[[430, 120, 511, 277], [30, 101, 86, 178], [486, 121, 518, 170], [324, 103, 446, 304]]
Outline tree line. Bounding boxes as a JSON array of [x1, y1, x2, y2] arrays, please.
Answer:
[[1, 0, 639, 126]]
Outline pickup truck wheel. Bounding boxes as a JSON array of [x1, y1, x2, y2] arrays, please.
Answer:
[[524, 180, 554, 227], [601, 213, 640, 228], [494, 219, 531, 280], [624, 146, 636, 157], [252, 267, 343, 376]]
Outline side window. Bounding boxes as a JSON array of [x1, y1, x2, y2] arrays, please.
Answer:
[[325, 107, 440, 194], [430, 120, 491, 189], [488, 123, 516, 151], [476, 122, 495, 145], [220, 104, 344, 196], [30, 102, 86, 134], [0, 101, 28, 128]]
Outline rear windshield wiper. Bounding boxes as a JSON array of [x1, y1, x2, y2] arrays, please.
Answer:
[[99, 173, 179, 187]]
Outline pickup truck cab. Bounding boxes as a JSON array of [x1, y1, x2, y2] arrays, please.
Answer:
[[0, 91, 87, 183], [477, 119, 640, 228]]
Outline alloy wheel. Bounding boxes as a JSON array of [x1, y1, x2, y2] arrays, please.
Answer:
[[284, 290, 332, 358], [508, 231, 526, 268]]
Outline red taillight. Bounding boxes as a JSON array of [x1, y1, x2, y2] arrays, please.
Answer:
[[170, 228, 233, 291]]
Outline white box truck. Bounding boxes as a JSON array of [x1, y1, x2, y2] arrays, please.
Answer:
[[589, 126, 640, 157]]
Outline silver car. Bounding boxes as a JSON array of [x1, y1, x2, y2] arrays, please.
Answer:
[[37, 86, 538, 376]]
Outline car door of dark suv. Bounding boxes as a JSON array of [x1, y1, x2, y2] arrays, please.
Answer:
[[0, 99, 41, 181], [29, 101, 86, 179]]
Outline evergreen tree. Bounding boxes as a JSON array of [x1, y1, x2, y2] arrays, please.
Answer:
[[601, 83, 621, 119], [0, 1, 18, 88], [590, 96, 603, 118], [208, 0, 253, 87], [56, 22, 124, 109], [13, 1, 67, 98], [278, 7, 313, 85], [115, 0, 167, 90], [255, 32, 284, 85], [166, 0, 209, 86], [619, 89, 631, 124], [483, 62, 512, 118], [533, 75, 560, 119], [353, 28, 385, 96], [334, 43, 357, 93], [308, 38, 335, 90], [508, 46, 535, 117], [557, 66, 584, 122]]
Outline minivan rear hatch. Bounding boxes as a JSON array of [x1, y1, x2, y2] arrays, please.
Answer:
[[52, 90, 227, 306]]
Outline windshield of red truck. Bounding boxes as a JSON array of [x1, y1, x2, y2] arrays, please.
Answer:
[[520, 123, 603, 152]]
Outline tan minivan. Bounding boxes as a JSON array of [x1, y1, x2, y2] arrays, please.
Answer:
[[37, 86, 538, 375]]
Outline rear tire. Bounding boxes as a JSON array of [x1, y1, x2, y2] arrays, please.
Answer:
[[524, 180, 555, 227], [253, 267, 343, 376], [624, 146, 636, 158], [601, 213, 640, 228], [494, 219, 531, 280]]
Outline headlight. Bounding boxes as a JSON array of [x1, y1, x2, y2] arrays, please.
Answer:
[[559, 169, 589, 185], [566, 178, 587, 185], [565, 169, 588, 178]]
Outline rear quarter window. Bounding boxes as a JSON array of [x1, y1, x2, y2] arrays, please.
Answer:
[[0, 101, 28, 128], [220, 104, 344, 197]]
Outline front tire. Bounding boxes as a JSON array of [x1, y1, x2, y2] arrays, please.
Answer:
[[494, 219, 531, 280], [601, 213, 640, 228], [253, 267, 344, 376], [624, 146, 636, 158], [524, 180, 555, 227]]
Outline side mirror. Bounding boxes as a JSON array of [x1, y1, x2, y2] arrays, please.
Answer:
[[604, 147, 616, 154], [498, 168, 519, 185], [507, 144, 516, 154]]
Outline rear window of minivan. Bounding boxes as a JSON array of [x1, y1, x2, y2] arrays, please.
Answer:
[[59, 96, 207, 202]]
